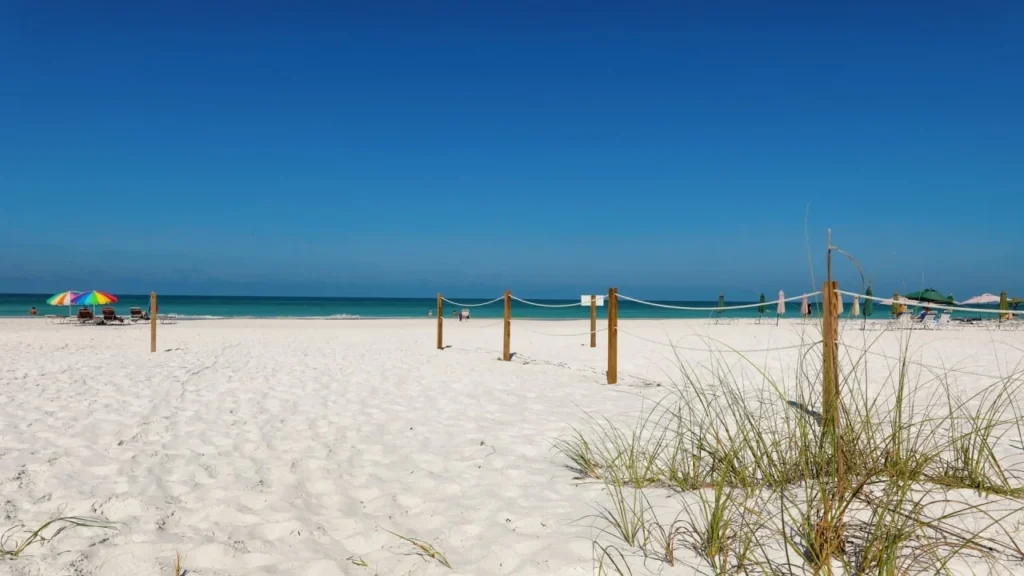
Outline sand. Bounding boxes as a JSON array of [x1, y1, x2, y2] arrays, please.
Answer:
[[1, 317, 1023, 575]]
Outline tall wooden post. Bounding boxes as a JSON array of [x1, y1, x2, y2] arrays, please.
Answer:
[[590, 295, 597, 348], [822, 281, 841, 451], [502, 290, 512, 361], [821, 279, 843, 568], [825, 231, 843, 482], [607, 288, 618, 384], [436, 293, 444, 350], [821, 229, 845, 571], [149, 292, 157, 353], [824, 231, 839, 437]]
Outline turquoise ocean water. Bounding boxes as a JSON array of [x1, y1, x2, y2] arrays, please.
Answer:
[[0, 293, 832, 320], [0, 293, 999, 321]]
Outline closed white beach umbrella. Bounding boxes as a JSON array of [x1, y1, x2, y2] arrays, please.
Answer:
[[836, 289, 844, 314], [801, 294, 810, 317], [852, 295, 860, 317]]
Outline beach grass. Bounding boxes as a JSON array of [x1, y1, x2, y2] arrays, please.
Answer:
[[559, 331, 1024, 573], [0, 515, 114, 558], [384, 529, 453, 569]]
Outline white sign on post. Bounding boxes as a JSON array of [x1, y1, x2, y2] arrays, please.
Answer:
[[581, 295, 605, 306]]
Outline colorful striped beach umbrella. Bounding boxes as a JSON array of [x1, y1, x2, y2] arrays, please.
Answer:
[[72, 290, 118, 306], [47, 291, 80, 306], [47, 290, 81, 316]]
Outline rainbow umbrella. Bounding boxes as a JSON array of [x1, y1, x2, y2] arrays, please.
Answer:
[[72, 291, 118, 315], [47, 290, 81, 316], [72, 290, 118, 306]]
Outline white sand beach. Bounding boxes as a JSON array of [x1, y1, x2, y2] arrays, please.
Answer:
[[2, 318, 1024, 575]]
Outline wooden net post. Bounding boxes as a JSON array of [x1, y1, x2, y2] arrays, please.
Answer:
[[607, 288, 618, 384], [822, 281, 842, 460], [823, 283, 845, 572], [502, 290, 512, 361], [590, 295, 597, 348], [149, 292, 157, 353], [436, 293, 444, 350], [825, 230, 844, 489], [819, 229, 845, 570]]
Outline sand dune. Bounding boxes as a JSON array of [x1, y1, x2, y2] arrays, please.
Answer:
[[1, 318, 1023, 575]]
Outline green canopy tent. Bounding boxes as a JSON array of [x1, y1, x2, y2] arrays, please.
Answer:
[[903, 288, 955, 307], [863, 285, 874, 317]]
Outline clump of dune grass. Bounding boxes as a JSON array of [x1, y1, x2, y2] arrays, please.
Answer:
[[675, 471, 751, 574], [595, 482, 649, 548], [560, 332, 1024, 573], [0, 515, 114, 558]]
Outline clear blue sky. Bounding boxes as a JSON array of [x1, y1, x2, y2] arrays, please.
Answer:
[[2, 1, 1021, 299]]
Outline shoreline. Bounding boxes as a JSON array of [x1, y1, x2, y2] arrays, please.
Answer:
[[1, 315, 849, 326]]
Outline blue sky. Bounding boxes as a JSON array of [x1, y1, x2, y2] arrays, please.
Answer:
[[1, 1, 1021, 299]]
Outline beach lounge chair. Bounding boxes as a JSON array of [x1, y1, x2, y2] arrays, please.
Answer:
[[129, 307, 147, 322], [101, 307, 124, 324], [76, 308, 94, 324], [919, 313, 948, 330], [913, 312, 936, 329], [999, 318, 1023, 331]]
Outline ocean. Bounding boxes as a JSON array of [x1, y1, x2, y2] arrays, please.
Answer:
[[0, 293, 834, 320]]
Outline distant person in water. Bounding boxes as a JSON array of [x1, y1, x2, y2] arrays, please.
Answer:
[[428, 310, 433, 317], [29, 307, 37, 316]]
